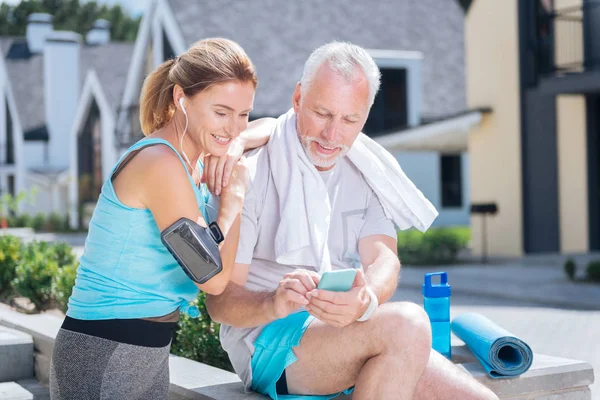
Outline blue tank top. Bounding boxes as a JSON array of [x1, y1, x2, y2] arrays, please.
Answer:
[[67, 138, 211, 320]]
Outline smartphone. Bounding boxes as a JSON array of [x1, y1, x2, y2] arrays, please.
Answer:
[[317, 269, 357, 292]]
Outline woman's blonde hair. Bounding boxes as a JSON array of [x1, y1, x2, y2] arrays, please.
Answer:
[[139, 38, 258, 135]]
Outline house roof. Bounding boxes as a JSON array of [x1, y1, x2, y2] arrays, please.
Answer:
[[80, 43, 135, 107], [375, 110, 484, 153], [167, 0, 466, 119], [1, 37, 134, 135], [2, 39, 46, 135]]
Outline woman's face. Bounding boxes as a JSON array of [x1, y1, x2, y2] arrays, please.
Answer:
[[181, 80, 255, 157]]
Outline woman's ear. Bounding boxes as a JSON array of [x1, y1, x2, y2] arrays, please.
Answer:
[[173, 84, 185, 110]]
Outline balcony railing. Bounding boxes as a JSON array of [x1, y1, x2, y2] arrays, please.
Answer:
[[537, 0, 600, 75]]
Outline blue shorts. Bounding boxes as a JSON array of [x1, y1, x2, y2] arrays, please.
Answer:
[[250, 311, 354, 400]]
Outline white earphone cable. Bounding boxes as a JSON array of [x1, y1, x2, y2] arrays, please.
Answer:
[[179, 99, 197, 175]]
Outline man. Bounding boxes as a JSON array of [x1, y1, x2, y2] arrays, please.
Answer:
[[206, 42, 498, 400]]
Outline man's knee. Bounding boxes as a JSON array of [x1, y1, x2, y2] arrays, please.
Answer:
[[374, 302, 431, 354]]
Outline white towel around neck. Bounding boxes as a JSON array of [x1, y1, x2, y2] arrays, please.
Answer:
[[266, 109, 438, 274]]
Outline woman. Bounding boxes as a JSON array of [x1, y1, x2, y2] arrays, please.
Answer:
[[50, 38, 268, 399]]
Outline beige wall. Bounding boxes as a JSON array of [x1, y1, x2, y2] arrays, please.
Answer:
[[556, 95, 589, 253], [465, 0, 523, 256]]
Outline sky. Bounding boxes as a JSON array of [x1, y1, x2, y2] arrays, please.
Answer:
[[0, 0, 148, 16]]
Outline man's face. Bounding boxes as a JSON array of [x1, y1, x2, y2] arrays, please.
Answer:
[[293, 64, 371, 171]]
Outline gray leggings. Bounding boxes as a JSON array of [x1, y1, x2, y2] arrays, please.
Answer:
[[50, 328, 170, 400]]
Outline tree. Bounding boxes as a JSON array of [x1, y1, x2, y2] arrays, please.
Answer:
[[0, 0, 140, 42]]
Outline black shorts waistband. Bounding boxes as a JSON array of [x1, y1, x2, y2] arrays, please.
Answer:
[[61, 316, 178, 348]]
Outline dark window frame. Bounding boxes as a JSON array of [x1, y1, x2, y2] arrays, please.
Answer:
[[363, 67, 408, 137], [440, 154, 463, 208], [6, 97, 14, 165]]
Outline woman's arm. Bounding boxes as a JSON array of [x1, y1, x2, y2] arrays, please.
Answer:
[[130, 145, 247, 295], [239, 117, 276, 150], [202, 117, 275, 195]]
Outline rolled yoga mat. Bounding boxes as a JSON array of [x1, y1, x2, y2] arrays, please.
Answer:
[[451, 313, 533, 378]]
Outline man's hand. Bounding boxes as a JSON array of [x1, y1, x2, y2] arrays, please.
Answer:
[[306, 269, 371, 328], [202, 136, 246, 196], [270, 269, 320, 320]]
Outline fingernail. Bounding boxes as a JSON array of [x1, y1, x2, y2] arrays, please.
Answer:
[[306, 293, 312, 300], [311, 290, 318, 298]]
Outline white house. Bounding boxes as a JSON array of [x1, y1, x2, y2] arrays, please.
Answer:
[[0, 14, 133, 225]]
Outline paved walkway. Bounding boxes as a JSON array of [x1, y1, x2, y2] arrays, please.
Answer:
[[400, 261, 600, 310]]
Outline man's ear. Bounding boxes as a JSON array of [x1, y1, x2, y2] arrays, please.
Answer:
[[292, 83, 302, 112]]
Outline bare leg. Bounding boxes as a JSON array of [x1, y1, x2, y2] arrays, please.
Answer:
[[286, 302, 431, 400], [414, 350, 499, 400]]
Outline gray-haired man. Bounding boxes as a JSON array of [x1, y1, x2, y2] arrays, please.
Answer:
[[207, 42, 498, 400]]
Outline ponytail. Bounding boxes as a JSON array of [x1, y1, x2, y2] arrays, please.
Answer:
[[139, 58, 176, 135]]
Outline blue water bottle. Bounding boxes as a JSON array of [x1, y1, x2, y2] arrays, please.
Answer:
[[422, 272, 451, 359]]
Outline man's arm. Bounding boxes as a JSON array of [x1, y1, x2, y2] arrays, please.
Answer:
[[358, 234, 400, 305], [206, 264, 316, 328], [205, 264, 276, 328]]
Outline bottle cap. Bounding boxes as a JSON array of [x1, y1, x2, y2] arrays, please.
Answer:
[[422, 272, 451, 298]]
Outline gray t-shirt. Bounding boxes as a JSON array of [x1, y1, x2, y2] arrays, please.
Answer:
[[219, 148, 397, 390]]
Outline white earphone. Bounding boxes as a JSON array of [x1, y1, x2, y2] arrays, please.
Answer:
[[178, 97, 195, 174]]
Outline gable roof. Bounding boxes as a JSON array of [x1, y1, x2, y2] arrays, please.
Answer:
[[2, 39, 45, 135], [167, 0, 466, 119], [81, 43, 135, 107], [1, 37, 134, 135]]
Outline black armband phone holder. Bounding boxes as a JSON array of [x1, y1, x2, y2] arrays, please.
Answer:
[[161, 217, 224, 284]]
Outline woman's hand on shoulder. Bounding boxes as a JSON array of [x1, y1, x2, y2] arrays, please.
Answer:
[[201, 136, 245, 196], [220, 157, 250, 202]]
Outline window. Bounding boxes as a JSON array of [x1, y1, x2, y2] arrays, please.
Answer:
[[6, 98, 14, 165], [163, 29, 175, 61], [78, 101, 102, 202], [363, 68, 408, 136], [7, 175, 15, 197], [441, 155, 463, 208]]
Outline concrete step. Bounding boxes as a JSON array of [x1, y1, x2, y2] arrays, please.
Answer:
[[169, 346, 594, 400], [0, 382, 34, 400], [16, 379, 50, 400], [0, 326, 34, 382]]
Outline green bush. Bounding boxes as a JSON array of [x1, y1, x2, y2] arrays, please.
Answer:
[[51, 241, 76, 268], [12, 241, 59, 310], [564, 259, 576, 281], [397, 227, 470, 265], [0, 235, 23, 296], [6, 213, 33, 229], [171, 292, 233, 372], [31, 213, 46, 231], [586, 261, 600, 283], [52, 261, 78, 312]]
